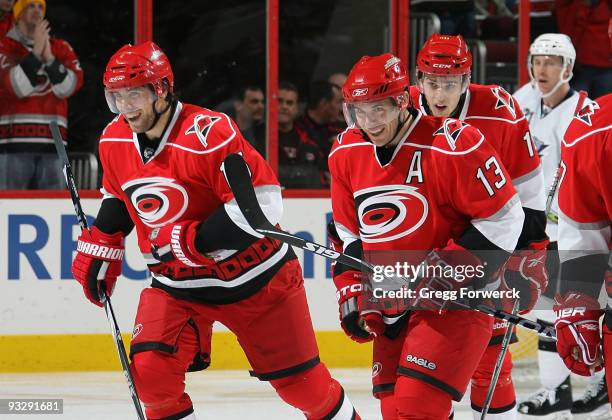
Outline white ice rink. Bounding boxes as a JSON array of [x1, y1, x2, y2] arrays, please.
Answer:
[[2, 367, 600, 420]]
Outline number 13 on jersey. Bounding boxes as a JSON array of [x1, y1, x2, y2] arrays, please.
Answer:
[[476, 156, 507, 196]]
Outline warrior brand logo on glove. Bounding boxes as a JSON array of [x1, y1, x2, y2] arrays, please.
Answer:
[[170, 225, 199, 267], [76, 241, 124, 260]]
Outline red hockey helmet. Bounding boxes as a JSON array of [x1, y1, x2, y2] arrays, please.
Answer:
[[103, 41, 174, 97], [342, 53, 409, 103], [342, 54, 411, 131], [416, 34, 472, 76]]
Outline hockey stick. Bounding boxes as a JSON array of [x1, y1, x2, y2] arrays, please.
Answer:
[[50, 121, 146, 420], [480, 299, 520, 419], [222, 153, 556, 339], [545, 90, 588, 217]]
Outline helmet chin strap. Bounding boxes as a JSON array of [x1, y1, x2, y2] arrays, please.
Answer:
[[381, 108, 412, 148], [145, 97, 173, 132], [533, 62, 573, 99]]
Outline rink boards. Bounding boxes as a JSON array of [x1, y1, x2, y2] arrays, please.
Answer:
[[0, 194, 375, 372]]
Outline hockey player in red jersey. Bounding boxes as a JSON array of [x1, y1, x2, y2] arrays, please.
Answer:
[[412, 34, 549, 419], [329, 53, 525, 419], [70, 41, 360, 420], [554, 91, 612, 413]]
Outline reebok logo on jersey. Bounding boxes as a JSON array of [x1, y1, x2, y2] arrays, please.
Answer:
[[77, 240, 124, 261], [185, 114, 221, 147], [406, 354, 436, 370]]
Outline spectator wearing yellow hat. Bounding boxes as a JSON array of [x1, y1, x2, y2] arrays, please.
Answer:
[[0, 0, 15, 37], [0, 0, 83, 189]]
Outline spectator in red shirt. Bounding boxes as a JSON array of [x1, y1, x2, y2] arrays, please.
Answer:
[[556, 0, 612, 98], [294, 80, 344, 186], [277, 81, 323, 188], [0, 0, 83, 189], [0, 0, 15, 37]]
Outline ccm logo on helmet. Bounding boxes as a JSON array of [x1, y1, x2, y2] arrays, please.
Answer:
[[108, 76, 125, 82], [352, 88, 368, 97], [406, 354, 436, 370], [433, 63, 452, 68]]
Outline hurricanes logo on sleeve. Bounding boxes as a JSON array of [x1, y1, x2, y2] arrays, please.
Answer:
[[574, 101, 600, 126], [354, 185, 428, 243], [491, 87, 517, 119], [185, 114, 222, 147], [122, 177, 189, 227], [434, 119, 469, 150]]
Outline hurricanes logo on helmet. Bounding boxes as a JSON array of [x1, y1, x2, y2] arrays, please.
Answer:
[[355, 185, 428, 243], [122, 177, 189, 227]]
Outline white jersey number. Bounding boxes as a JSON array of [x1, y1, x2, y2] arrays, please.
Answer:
[[476, 156, 507, 197]]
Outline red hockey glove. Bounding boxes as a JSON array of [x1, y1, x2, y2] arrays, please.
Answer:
[[72, 227, 124, 307], [554, 292, 604, 376], [149, 221, 214, 269], [334, 271, 384, 343], [501, 239, 549, 313], [411, 239, 484, 312]]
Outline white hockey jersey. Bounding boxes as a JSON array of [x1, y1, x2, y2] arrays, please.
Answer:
[[513, 83, 582, 241]]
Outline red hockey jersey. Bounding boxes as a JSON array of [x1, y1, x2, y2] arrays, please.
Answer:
[[411, 84, 545, 212], [558, 93, 612, 258], [328, 111, 523, 254], [99, 102, 292, 304], [0, 28, 83, 152]]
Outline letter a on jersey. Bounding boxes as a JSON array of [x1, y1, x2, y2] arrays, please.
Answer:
[[185, 114, 222, 147]]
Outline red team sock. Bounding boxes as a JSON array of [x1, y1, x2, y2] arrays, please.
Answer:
[[379, 392, 398, 419], [270, 363, 358, 419], [131, 352, 194, 419], [394, 376, 452, 419]]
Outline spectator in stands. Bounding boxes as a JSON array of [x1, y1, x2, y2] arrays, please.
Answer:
[[0, 0, 15, 37], [328, 72, 348, 125], [556, 0, 612, 98], [294, 80, 343, 186], [233, 84, 266, 156], [0, 0, 83, 189], [411, 0, 478, 39], [277, 81, 323, 189]]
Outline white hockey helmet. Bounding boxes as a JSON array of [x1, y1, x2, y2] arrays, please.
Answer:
[[528, 33, 576, 97]]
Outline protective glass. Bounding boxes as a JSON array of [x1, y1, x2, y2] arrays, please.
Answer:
[[343, 97, 404, 130], [418, 74, 467, 97], [104, 86, 157, 114]]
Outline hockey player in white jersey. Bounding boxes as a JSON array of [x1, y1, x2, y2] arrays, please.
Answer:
[[514, 33, 608, 419]]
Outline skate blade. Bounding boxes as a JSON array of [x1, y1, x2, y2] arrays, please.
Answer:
[[519, 410, 572, 420], [571, 406, 612, 420]]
